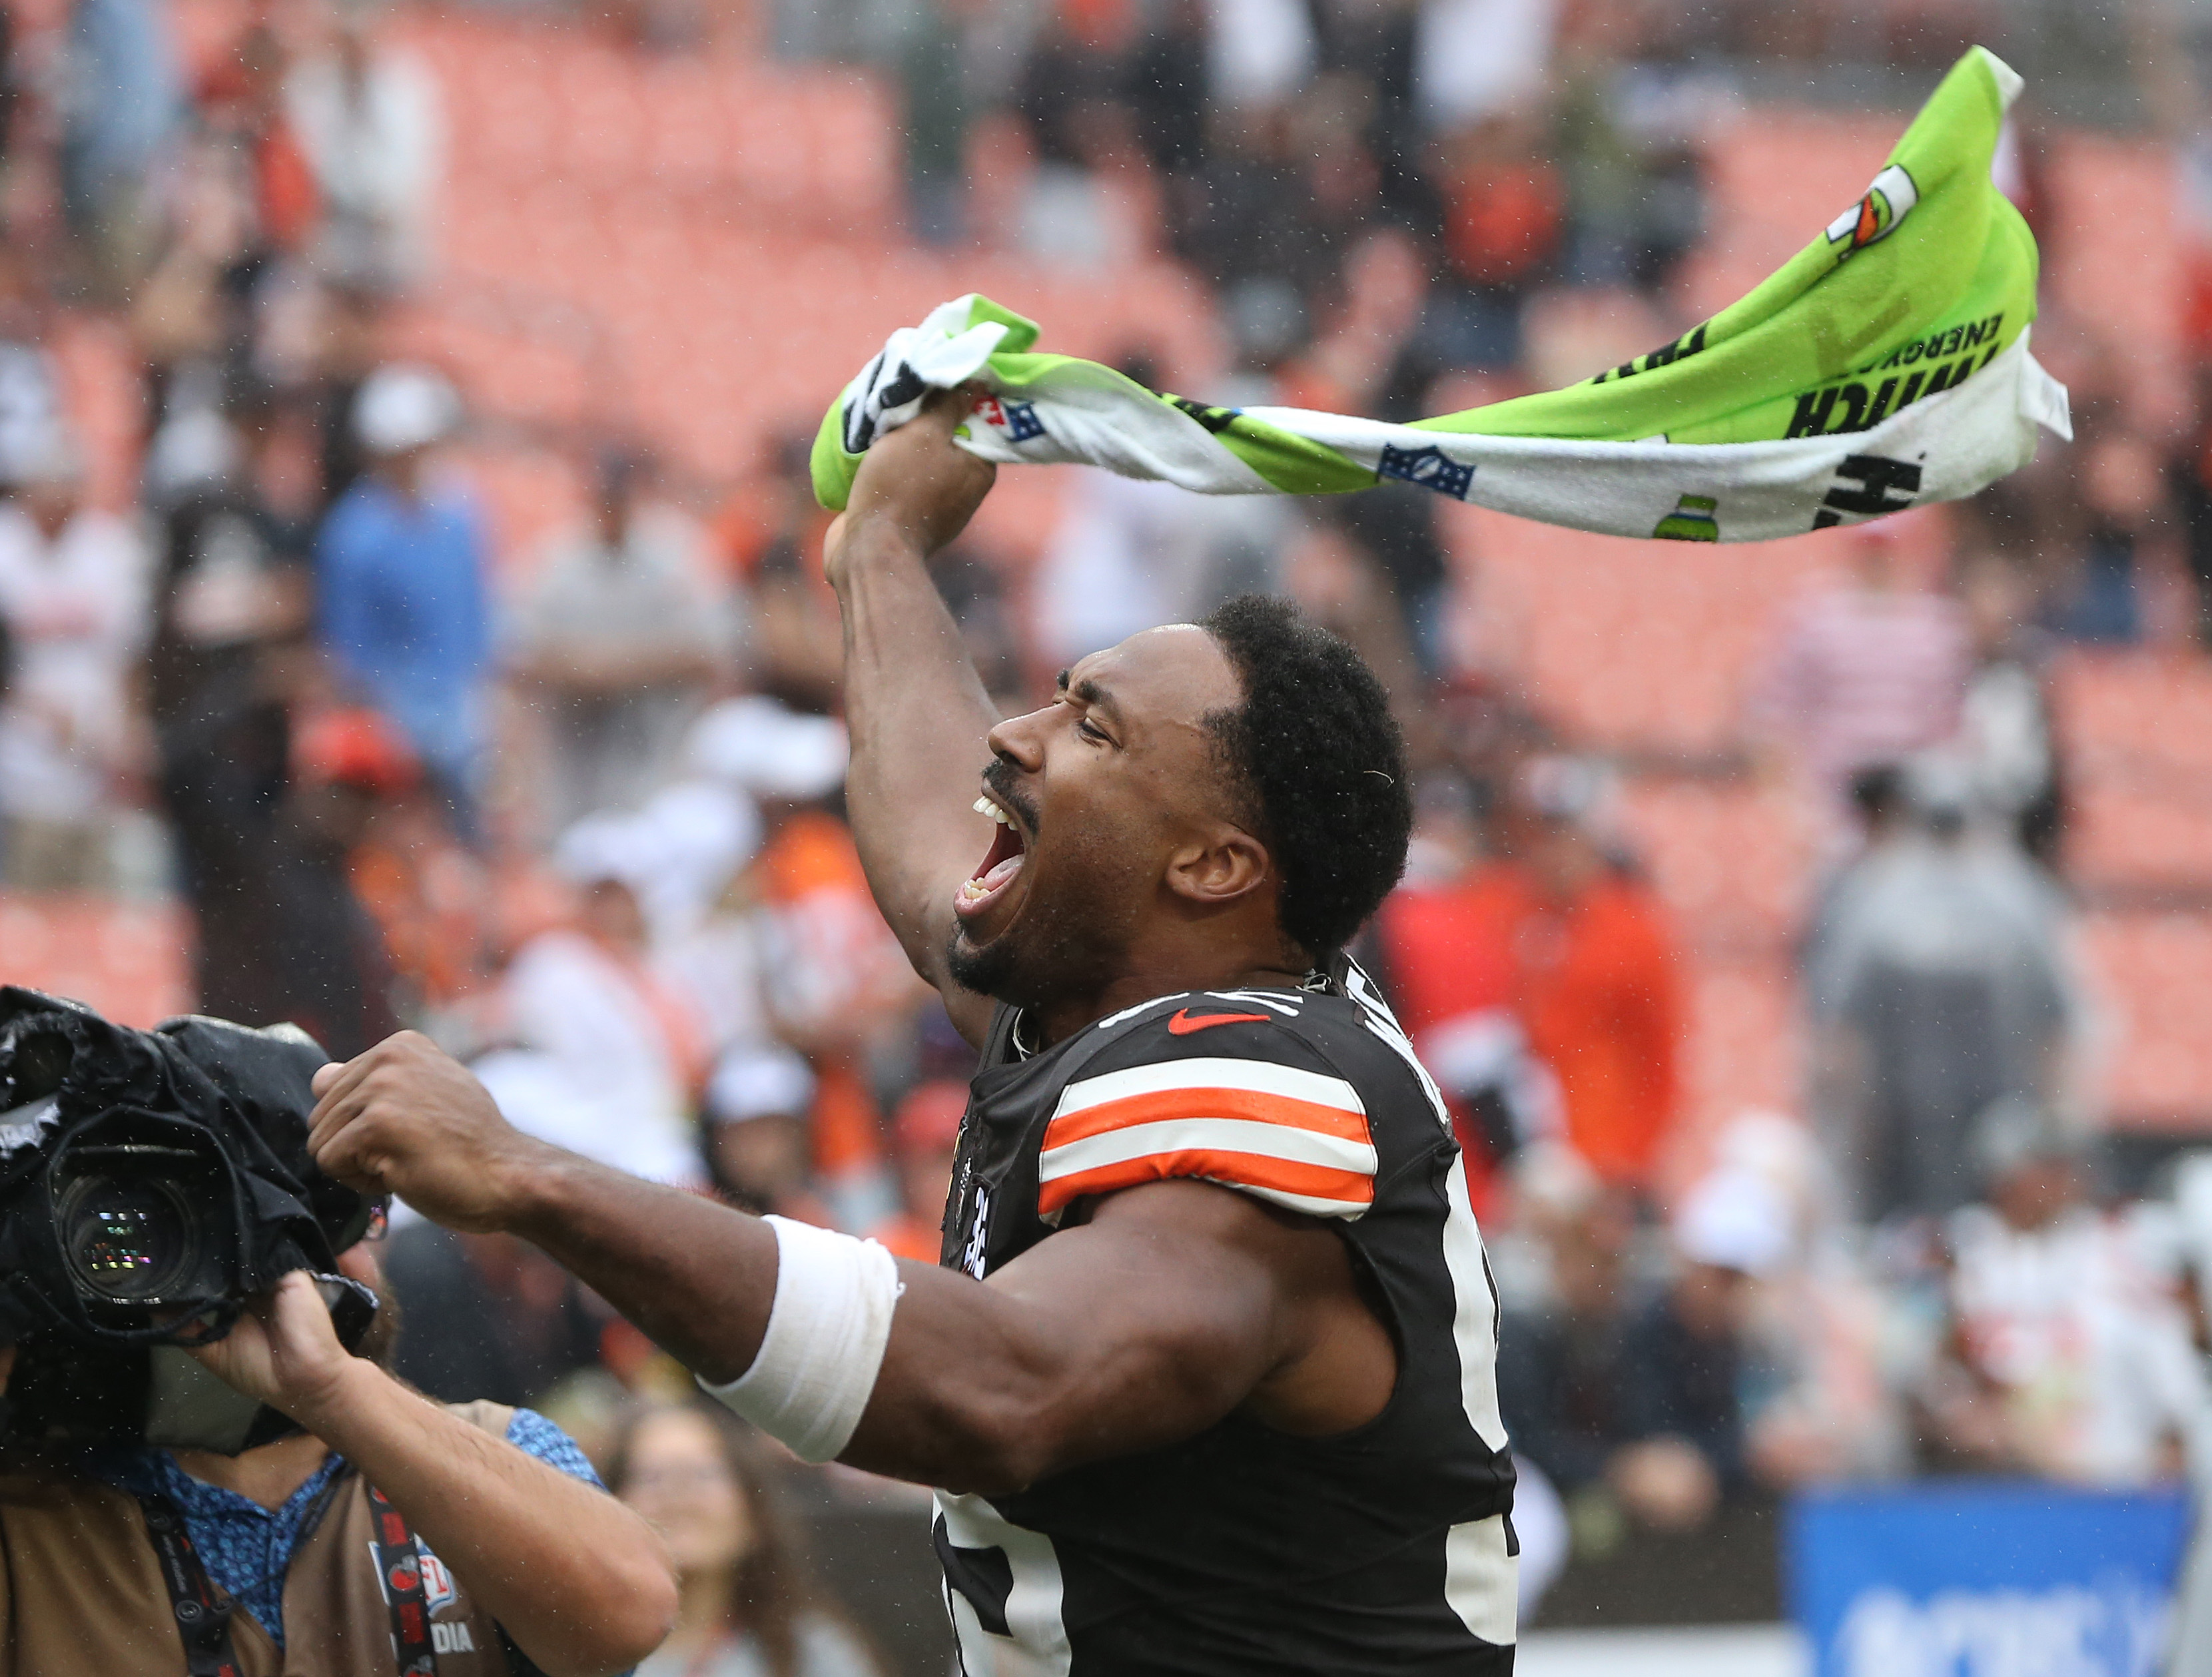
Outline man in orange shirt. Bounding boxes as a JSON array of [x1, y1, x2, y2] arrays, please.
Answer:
[[1377, 757, 1683, 1190]]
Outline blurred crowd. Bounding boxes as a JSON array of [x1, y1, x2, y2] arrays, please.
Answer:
[[3, 0, 2212, 1653]]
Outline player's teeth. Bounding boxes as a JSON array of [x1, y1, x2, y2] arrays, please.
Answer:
[[973, 797, 993, 817]]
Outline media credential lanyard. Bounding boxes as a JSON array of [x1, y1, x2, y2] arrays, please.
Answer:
[[139, 1478, 443, 1676]]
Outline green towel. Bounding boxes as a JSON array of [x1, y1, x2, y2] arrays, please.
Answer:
[[815, 46, 2068, 544]]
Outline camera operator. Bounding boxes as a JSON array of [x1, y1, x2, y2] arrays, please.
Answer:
[[0, 1226, 677, 1677], [0, 1001, 678, 1677]]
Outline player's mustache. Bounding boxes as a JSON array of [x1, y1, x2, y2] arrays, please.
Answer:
[[982, 760, 1040, 837]]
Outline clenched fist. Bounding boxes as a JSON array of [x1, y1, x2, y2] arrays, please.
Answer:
[[308, 1032, 548, 1231], [824, 388, 997, 588]]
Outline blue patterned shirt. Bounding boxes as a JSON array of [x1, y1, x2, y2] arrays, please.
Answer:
[[89, 1409, 605, 1655]]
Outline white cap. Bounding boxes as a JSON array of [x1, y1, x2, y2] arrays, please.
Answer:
[[553, 810, 648, 891], [353, 365, 461, 456], [472, 1048, 704, 1187], [706, 1044, 817, 1125], [687, 696, 849, 802], [9, 426, 84, 488], [553, 780, 762, 940], [145, 408, 240, 501], [1672, 1168, 1793, 1277]]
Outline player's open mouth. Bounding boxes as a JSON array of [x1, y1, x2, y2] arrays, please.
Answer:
[[956, 791, 1029, 923]]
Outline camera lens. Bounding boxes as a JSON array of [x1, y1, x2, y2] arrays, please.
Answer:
[[57, 1176, 198, 1301]]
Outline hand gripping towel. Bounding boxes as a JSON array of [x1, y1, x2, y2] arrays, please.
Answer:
[[813, 46, 2070, 545]]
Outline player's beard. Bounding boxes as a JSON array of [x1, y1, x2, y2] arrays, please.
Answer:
[[946, 836, 1147, 1018]]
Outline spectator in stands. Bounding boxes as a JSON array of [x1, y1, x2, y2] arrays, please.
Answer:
[[1802, 763, 1910, 996], [194, 5, 320, 266], [1706, 1110, 1911, 1486], [1413, 0, 1556, 139], [316, 364, 491, 835], [593, 779, 771, 1075], [1511, 756, 1684, 1191], [1204, 0, 1313, 111], [0, 433, 151, 890], [0, 1, 15, 174], [1030, 440, 1200, 672], [284, 0, 442, 293], [1371, 819, 1559, 1185], [1300, 232, 1457, 671], [895, 0, 976, 246], [57, 0, 182, 296], [1494, 1154, 1642, 1506], [1010, 2, 1153, 266], [1430, 111, 1567, 370], [128, 137, 258, 412], [143, 404, 320, 1023], [1177, 108, 1337, 301], [499, 825, 712, 1187], [385, 1220, 609, 1411], [268, 705, 410, 1056], [1808, 761, 2081, 1223], [342, 760, 496, 1024], [733, 440, 845, 713], [1954, 544, 2063, 864], [1605, 1170, 1792, 1530], [922, 541, 1024, 707], [1746, 519, 1970, 838], [1913, 1099, 2211, 1485], [610, 1401, 883, 1677], [0, 252, 63, 488], [2049, 428, 2175, 646], [507, 446, 739, 838], [1550, 0, 1705, 294], [1125, 0, 1208, 180], [873, 1078, 970, 1261], [702, 1042, 831, 1225], [2169, 370, 2212, 649], [689, 695, 917, 1232]]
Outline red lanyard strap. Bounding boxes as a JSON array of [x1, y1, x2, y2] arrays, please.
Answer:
[[136, 1492, 243, 1677], [366, 1483, 442, 1677]]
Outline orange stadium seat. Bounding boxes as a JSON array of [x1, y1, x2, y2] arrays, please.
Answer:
[[2043, 135, 2182, 358], [1617, 779, 1816, 950], [0, 895, 193, 1028], [1679, 109, 1902, 321], [1669, 954, 1804, 1182], [2053, 653, 2212, 893], [1439, 508, 1832, 753], [2083, 910, 2212, 1128]]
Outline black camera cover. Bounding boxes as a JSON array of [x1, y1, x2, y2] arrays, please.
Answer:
[[0, 988, 384, 1450]]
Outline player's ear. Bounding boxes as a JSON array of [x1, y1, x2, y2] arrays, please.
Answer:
[[1164, 828, 1271, 908]]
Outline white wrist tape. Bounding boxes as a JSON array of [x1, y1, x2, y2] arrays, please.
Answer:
[[699, 1216, 903, 1463]]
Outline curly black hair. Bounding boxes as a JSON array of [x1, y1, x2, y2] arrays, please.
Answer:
[[1198, 595, 1413, 957]]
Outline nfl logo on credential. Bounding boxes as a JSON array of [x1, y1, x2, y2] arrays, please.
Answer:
[[371, 1541, 479, 1654]]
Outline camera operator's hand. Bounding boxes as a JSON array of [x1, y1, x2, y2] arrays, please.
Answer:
[[308, 1032, 551, 1231], [186, 1271, 357, 1419]]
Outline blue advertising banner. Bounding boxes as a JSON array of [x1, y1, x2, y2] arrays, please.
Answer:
[[1788, 1481, 2194, 1677]]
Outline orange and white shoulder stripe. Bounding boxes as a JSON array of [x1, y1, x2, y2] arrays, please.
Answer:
[[1037, 1056, 1375, 1221]]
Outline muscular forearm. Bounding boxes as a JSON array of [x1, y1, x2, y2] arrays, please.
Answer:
[[508, 1151, 781, 1383], [502, 1156, 1266, 1494], [294, 1363, 676, 1677], [833, 516, 998, 981]]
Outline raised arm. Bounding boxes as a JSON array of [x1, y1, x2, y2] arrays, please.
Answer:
[[827, 393, 1004, 1044], [306, 1037, 1393, 1494]]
